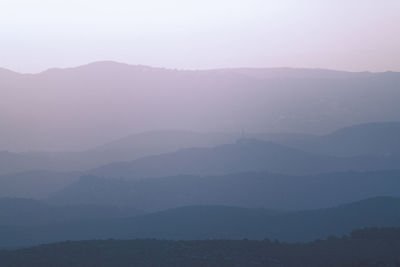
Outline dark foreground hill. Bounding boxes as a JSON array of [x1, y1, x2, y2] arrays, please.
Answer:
[[1, 197, 400, 247], [0, 227, 399, 267]]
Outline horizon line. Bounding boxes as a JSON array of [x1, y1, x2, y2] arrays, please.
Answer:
[[1, 60, 398, 75]]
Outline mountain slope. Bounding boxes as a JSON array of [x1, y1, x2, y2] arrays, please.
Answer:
[[0, 197, 144, 226], [1, 121, 399, 175], [88, 130, 313, 164], [1, 62, 400, 151], [0, 130, 312, 175], [1, 230, 400, 267], [88, 139, 400, 179], [281, 121, 400, 156], [50, 170, 400, 211], [0, 170, 81, 198], [1, 197, 400, 247]]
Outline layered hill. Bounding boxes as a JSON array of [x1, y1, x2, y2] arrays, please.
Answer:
[[88, 138, 400, 179], [2, 229, 400, 267], [281, 121, 400, 156], [50, 170, 400, 211], [1, 61, 399, 151], [1, 197, 400, 247]]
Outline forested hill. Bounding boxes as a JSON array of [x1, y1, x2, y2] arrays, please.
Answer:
[[0, 227, 399, 267]]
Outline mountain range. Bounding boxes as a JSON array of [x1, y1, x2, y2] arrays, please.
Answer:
[[49, 170, 400, 211], [1, 196, 399, 247], [88, 137, 400, 179], [1, 61, 399, 151], [0, 122, 399, 200]]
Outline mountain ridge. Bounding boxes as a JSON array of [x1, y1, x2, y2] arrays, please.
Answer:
[[3, 61, 397, 76], [1, 62, 400, 151], [50, 169, 400, 211], [1, 196, 400, 247]]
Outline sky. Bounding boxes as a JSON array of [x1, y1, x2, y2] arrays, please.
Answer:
[[1, 0, 399, 73]]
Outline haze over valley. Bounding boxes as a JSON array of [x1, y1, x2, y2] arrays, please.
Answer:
[[1, 0, 400, 265]]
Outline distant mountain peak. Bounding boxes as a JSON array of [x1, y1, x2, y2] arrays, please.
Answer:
[[39, 61, 164, 76], [0, 67, 21, 77]]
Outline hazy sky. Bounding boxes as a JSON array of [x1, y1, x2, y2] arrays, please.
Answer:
[[1, 0, 399, 73]]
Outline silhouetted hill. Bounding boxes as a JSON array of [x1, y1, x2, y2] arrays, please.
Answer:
[[0, 151, 89, 176], [0, 68, 21, 79], [1, 197, 400, 247], [88, 139, 400, 179], [1, 229, 400, 267], [107, 197, 400, 241], [0, 197, 144, 226], [1, 130, 399, 199], [0, 170, 81, 198], [49, 170, 400, 211], [1, 121, 399, 176], [227, 67, 377, 80], [282, 121, 400, 156], [89, 130, 313, 164], [0, 121, 398, 177], [1, 62, 399, 151], [0, 131, 311, 175]]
